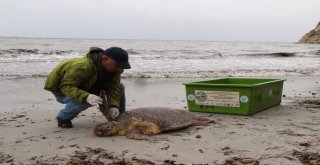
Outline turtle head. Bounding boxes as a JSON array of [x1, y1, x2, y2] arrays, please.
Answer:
[[94, 121, 121, 137]]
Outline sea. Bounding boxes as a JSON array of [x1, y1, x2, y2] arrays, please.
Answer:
[[0, 37, 319, 79]]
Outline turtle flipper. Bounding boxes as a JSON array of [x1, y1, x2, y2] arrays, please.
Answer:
[[192, 117, 215, 126], [126, 120, 167, 142], [126, 131, 154, 142], [126, 130, 169, 142], [128, 118, 161, 135]]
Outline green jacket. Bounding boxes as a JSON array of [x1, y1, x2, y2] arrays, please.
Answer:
[[44, 53, 123, 108]]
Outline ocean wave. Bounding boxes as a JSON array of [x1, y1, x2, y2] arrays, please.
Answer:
[[131, 53, 222, 60], [126, 49, 140, 55], [121, 69, 320, 78], [128, 51, 319, 59], [0, 49, 73, 56], [242, 52, 296, 57], [1, 48, 318, 62], [128, 52, 305, 60], [1, 69, 319, 80], [0, 74, 48, 79], [0, 49, 79, 63], [230, 51, 320, 58], [130, 48, 320, 59]]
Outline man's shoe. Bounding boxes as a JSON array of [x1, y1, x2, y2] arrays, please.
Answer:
[[56, 117, 73, 128]]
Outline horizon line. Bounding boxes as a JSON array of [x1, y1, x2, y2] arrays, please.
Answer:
[[0, 36, 296, 43]]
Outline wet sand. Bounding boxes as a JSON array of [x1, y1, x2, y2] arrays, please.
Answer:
[[0, 76, 319, 164]]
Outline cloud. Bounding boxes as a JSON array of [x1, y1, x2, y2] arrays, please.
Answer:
[[0, 0, 319, 41]]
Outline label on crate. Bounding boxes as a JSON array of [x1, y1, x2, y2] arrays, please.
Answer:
[[194, 90, 240, 107]]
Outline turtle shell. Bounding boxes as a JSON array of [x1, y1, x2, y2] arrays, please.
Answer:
[[118, 107, 194, 132]]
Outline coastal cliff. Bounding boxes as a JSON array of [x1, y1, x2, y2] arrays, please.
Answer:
[[298, 21, 320, 44]]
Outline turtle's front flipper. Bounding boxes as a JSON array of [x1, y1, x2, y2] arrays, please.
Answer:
[[126, 130, 169, 142], [126, 120, 168, 142], [126, 130, 155, 142], [192, 117, 215, 126]]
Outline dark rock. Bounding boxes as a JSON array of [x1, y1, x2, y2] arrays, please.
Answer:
[[293, 150, 320, 164]]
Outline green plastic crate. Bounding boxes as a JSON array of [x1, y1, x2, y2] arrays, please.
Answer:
[[183, 78, 285, 115]]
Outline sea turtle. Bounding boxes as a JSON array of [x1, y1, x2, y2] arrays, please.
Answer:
[[94, 107, 214, 141]]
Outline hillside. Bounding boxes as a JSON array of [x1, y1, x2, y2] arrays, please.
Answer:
[[298, 21, 320, 44]]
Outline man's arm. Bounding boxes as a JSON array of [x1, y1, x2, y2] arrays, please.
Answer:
[[104, 72, 122, 108], [59, 67, 91, 103]]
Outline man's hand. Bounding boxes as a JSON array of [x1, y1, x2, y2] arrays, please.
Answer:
[[109, 107, 120, 118], [86, 94, 103, 107]]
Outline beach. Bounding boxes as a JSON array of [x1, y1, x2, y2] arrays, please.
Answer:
[[1, 0, 320, 163], [0, 38, 319, 164], [0, 75, 319, 164]]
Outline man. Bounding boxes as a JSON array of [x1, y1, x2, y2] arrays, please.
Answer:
[[44, 47, 131, 128]]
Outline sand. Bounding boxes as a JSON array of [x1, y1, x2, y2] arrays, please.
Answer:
[[0, 76, 319, 164]]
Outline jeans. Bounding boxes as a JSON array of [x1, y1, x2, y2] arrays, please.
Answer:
[[54, 82, 126, 121]]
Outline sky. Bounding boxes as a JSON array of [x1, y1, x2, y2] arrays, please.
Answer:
[[0, 0, 319, 42]]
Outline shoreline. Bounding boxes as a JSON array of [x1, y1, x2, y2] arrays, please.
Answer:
[[0, 75, 319, 164], [0, 75, 318, 113]]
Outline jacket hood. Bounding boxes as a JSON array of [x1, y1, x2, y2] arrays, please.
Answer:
[[87, 47, 105, 68]]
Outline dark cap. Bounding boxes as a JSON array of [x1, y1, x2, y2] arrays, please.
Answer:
[[104, 47, 131, 69]]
